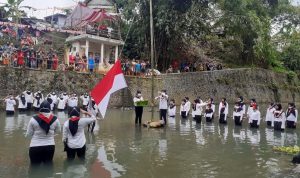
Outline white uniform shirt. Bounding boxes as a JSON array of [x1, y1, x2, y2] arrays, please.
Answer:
[[168, 105, 176, 117], [219, 102, 229, 115], [62, 94, 69, 101], [133, 96, 144, 107], [68, 97, 78, 107], [265, 107, 275, 122], [156, 94, 168, 110], [50, 94, 58, 105], [57, 98, 67, 110], [180, 103, 187, 114], [26, 114, 61, 147], [33, 96, 44, 108], [272, 110, 286, 129], [185, 101, 191, 114], [5, 99, 16, 111], [249, 110, 261, 125], [233, 106, 243, 117], [62, 116, 96, 149], [80, 95, 90, 106], [211, 103, 216, 113], [16, 96, 27, 109], [24, 91, 33, 103], [286, 109, 298, 122], [194, 103, 207, 116]]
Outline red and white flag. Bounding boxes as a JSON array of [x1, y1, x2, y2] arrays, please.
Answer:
[[91, 60, 127, 118]]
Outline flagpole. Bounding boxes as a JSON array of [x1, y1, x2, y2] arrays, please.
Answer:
[[149, 0, 155, 121]]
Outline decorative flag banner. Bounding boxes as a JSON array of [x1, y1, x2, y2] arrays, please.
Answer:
[[91, 60, 127, 118]]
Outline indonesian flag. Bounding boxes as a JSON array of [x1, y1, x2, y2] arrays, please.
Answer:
[[91, 60, 127, 118]]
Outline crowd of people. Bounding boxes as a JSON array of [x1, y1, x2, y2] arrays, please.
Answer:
[[166, 61, 223, 73], [133, 90, 298, 131]]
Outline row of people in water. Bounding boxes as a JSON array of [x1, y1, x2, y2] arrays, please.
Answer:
[[134, 91, 298, 131], [3, 90, 92, 115]]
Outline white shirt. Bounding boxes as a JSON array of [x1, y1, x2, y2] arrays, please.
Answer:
[[57, 98, 67, 110], [26, 114, 61, 147], [62, 94, 69, 101], [272, 110, 286, 129], [16, 96, 27, 109], [5, 99, 16, 111], [286, 109, 298, 122], [211, 103, 216, 113], [80, 95, 90, 106], [23, 91, 33, 103], [193, 103, 207, 116], [205, 108, 214, 118], [265, 107, 275, 122], [62, 116, 96, 149], [180, 103, 187, 114], [168, 105, 176, 117], [33, 96, 44, 108], [233, 106, 243, 117], [133, 96, 144, 107], [219, 102, 229, 116], [249, 110, 261, 125], [156, 94, 168, 109], [185, 101, 191, 113], [50, 94, 58, 104], [68, 97, 78, 107]]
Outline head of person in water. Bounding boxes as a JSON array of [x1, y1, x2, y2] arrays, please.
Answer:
[[238, 96, 243, 103], [250, 98, 256, 105], [63, 92, 67, 96], [161, 90, 167, 95], [69, 106, 80, 117], [288, 103, 295, 109], [9, 94, 13, 100], [275, 103, 282, 111], [269, 102, 274, 108], [39, 100, 51, 113], [208, 98, 214, 104], [207, 104, 212, 109], [185, 97, 189, 101], [235, 102, 240, 107], [181, 99, 186, 105], [52, 92, 56, 95], [136, 90, 142, 98], [194, 99, 200, 104], [169, 99, 175, 106], [38, 90, 42, 94], [222, 98, 227, 103], [84, 93, 88, 97]]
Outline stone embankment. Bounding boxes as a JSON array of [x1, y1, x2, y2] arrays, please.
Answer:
[[0, 67, 299, 109]]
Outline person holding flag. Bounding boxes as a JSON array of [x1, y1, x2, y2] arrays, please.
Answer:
[[91, 59, 127, 118], [155, 90, 169, 125]]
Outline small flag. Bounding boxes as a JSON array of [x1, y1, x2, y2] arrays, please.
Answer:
[[91, 60, 127, 118]]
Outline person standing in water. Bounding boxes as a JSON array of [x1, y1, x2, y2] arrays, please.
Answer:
[[16, 93, 27, 112], [168, 99, 176, 118], [180, 99, 188, 119], [185, 97, 191, 117], [25, 100, 61, 166], [272, 103, 286, 131], [33, 91, 44, 111], [80, 93, 90, 111], [4, 94, 16, 115], [219, 98, 229, 124], [205, 104, 214, 123], [133, 91, 144, 125], [248, 103, 261, 128], [265, 102, 275, 127], [24, 90, 33, 111], [62, 107, 97, 160], [286, 103, 298, 129], [233, 102, 243, 126], [155, 90, 169, 125], [193, 99, 206, 124]]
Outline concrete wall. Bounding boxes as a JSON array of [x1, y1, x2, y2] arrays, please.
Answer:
[[0, 67, 299, 110]]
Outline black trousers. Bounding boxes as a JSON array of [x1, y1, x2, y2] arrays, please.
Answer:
[[27, 103, 32, 110], [135, 106, 143, 124], [19, 108, 27, 112], [266, 121, 272, 126], [6, 111, 14, 115], [206, 117, 213, 122], [195, 115, 202, 124], [181, 111, 187, 119], [219, 114, 227, 124], [66, 145, 86, 160], [286, 120, 296, 129], [29, 145, 55, 165], [160, 109, 167, 124], [88, 121, 96, 132], [250, 120, 259, 128], [274, 121, 284, 131], [234, 116, 242, 126]]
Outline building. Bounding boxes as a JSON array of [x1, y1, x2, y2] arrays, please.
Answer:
[[44, 13, 67, 28], [65, 0, 124, 72]]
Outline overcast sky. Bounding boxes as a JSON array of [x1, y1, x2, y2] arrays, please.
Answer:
[[0, 0, 299, 19]]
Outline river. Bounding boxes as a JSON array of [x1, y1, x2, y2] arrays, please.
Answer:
[[0, 104, 299, 178]]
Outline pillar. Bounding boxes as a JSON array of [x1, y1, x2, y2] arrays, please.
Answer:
[[101, 43, 105, 64], [85, 40, 89, 70], [115, 45, 119, 62]]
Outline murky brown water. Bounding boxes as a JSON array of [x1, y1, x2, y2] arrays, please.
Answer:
[[0, 104, 299, 178]]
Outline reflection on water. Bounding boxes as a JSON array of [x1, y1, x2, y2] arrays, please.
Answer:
[[0, 104, 300, 178]]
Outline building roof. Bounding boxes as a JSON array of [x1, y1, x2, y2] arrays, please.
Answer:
[[44, 13, 67, 20], [84, 0, 113, 7]]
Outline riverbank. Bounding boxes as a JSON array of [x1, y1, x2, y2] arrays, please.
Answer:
[[0, 66, 299, 109]]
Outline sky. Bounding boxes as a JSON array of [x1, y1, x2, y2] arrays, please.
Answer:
[[0, 0, 299, 19]]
